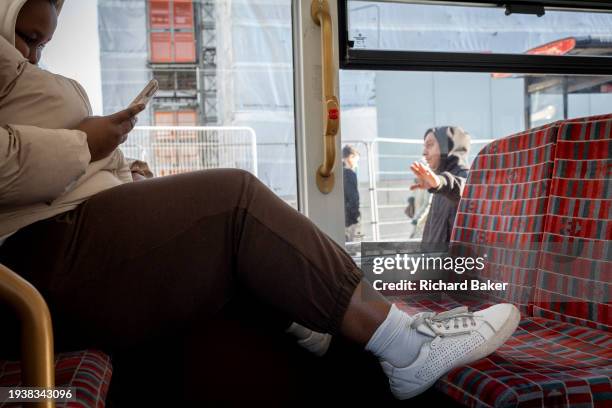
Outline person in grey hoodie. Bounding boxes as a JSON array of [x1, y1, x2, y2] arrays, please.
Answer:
[[410, 126, 471, 245]]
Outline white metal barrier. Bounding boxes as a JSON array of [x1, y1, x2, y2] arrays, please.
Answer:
[[122, 126, 258, 177], [121, 129, 492, 243]]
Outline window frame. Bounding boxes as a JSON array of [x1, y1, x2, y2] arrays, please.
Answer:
[[338, 0, 612, 74]]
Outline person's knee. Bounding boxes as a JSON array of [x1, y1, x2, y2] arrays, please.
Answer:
[[222, 168, 254, 181], [214, 168, 268, 202], [220, 169, 261, 190]]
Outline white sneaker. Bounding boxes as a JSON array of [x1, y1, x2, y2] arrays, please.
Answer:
[[381, 303, 520, 400], [286, 322, 332, 357]]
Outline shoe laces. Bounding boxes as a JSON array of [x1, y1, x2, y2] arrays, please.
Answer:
[[410, 306, 477, 336]]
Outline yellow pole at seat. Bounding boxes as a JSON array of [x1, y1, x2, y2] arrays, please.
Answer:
[[0, 263, 55, 408]]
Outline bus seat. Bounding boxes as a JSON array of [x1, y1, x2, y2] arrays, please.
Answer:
[[450, 122, 560, 315], [0, 350, 112, 408], [0, 263, 112, 408], [391, 114, 611, 408], [532, 117, 611, 331]]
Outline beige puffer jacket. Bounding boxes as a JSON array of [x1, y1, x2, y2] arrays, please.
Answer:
[[0, 0, 132, 241]]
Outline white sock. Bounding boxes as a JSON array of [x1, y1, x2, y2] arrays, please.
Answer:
[[365, 304, 431, 367], [286, 322, 332, 357], [286, 322, 311, 339]]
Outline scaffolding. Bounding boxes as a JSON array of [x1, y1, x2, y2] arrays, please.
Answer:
[[200, 0, 218, 124]]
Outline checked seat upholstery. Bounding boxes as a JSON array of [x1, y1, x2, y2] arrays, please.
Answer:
[[0, 350, 112, 408], [392, 114, 612, 408]]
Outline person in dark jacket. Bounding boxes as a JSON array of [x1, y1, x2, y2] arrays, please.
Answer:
[[410, 126, 471, 245], [343, 145, 361, 241]]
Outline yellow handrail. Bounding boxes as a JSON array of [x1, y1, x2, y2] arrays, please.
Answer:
[[0, 263, 55, 408], [311, 0, 340, 194]]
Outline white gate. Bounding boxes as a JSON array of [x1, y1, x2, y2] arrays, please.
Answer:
[[122, 126, 258, 177]]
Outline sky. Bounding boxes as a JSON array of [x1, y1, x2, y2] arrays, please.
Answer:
[[41, 0, 104, 115]]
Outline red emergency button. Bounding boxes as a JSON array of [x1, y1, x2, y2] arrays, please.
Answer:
[[328, 108, 339, 120]]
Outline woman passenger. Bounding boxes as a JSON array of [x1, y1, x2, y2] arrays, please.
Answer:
[[0, 0, 517, 402]]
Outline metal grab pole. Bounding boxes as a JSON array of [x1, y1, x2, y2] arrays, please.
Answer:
[[311, 0, 340, 193]]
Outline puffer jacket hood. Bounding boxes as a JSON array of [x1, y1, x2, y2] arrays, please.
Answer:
[[424, 126, 471, 174], [0, 0, 64, 46]]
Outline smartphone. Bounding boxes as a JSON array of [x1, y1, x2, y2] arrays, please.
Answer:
[[129, 79, 159, 108]]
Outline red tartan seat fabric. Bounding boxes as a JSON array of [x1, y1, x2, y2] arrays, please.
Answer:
[[395, 114, 612, 407], [533, 118, 612, 331], [450, 123, 560, 314], [0, 350, 112, 408]]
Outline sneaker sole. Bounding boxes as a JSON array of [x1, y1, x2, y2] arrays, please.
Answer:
[[393, 305, 521, 400]]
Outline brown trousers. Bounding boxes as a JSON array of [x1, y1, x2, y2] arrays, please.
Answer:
[[0, 169, 362, 354]]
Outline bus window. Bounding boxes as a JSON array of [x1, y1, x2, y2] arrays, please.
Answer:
[[346, 0, 612, 57], [339, 0, 612, 247], [45, 0, 299, 208], [340, 70, 612, 245]]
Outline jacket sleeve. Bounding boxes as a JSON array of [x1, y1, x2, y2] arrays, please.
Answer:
[[0, 124, 91, 207], [429, 168, 468, 203], [114, 149, 134, 184]]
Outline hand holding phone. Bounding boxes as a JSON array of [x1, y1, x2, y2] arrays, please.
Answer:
[[76, 104, 145, 162], [129, 79, 159, 109]]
